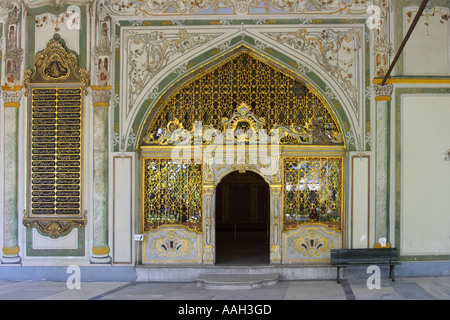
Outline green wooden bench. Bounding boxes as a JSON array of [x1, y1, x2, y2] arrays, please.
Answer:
[[330, 248, 400, 283]]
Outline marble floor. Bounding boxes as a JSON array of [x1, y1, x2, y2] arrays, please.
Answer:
[[1, 234, 450, 301], [0, 276, 450, 300]]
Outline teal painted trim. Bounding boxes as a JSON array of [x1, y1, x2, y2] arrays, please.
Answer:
[[394, 87, 450, 261], [26, 14, 36, 69], [25, 227, 86, 257]]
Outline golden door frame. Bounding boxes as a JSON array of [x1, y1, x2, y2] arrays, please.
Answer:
[[139, 145, 345, 265]]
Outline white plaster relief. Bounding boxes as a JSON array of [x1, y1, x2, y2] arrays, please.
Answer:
[[119, 27, 237, 148], [124, 28, 220, 110], [34, 11, 80, 54], [111, 0, 378, 16], [403, 6, 450, 75], [264, 27, 362, 112]]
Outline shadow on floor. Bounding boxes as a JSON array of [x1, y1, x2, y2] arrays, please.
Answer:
[[215, 231, 270, 265]]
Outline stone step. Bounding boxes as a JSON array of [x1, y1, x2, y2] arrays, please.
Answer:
[[135, 264, 336, 282], [196, 273, 280, 289]]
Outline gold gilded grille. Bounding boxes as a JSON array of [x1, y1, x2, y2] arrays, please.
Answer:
[[30, 87, 82, 216], [146, 52, 343, 145], [283, 157, 343, 232], [143, 159, 202, 232]]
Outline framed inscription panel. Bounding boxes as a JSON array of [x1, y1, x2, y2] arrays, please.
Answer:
[[23, 38, 88, 238], [24, 84, 86, 238]]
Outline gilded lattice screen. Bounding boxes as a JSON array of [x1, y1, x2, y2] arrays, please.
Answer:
[[143, 51, 343, 146], [283, 157, 343, 232], [143, 159, 202, 232]]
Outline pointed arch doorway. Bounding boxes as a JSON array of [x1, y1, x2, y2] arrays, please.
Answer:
[[215, 170, 270, 265]]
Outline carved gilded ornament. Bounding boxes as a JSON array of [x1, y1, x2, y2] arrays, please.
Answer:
[[143, 226, 202, 263], [23, 210, 87, 239], [91, 85, 112, 107], [284, 226, 341, 262], [294, 230, 328, 257], [151, 231, 194, 258], [24, 38, 89, 94]]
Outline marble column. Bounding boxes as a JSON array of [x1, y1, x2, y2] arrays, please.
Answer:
[[202, 185, 215, 265], [90, 86, 112, 264], [269, 185, 282, 264], [1, 86, 22, 264], [373, 84, 393, 246]]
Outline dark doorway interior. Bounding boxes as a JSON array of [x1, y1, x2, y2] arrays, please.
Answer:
[[215, 171, 270, 265]]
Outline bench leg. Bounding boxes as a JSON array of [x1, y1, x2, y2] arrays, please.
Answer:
[[337, 266, 341, 283], [389, 265, 396, 282]]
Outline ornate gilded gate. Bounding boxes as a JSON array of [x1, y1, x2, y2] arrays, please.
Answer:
[[139, 48, 345, 264]]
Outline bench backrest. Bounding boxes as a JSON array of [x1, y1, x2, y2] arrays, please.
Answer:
[[330, 248, 398, 263]]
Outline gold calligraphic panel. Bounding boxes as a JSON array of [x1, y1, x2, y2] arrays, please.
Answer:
[[30, 87, 82, 216], [283, 157, 343, 232], [142, 159, 202, 233]]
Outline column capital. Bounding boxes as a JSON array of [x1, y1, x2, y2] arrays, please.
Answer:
[[373, 84, 393, 102], [203, 185, 215, 195], [90, 85, 112, 107], [269, 184, 282, 194], [1, 85, 23, 108]]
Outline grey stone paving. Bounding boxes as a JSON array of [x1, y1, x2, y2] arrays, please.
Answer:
[[0, 276, 450, 300]]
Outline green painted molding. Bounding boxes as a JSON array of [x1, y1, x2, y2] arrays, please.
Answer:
[[26, 227, 86, 257]]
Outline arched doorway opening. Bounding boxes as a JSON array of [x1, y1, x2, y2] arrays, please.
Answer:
[[215, 171, 270, 265]]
